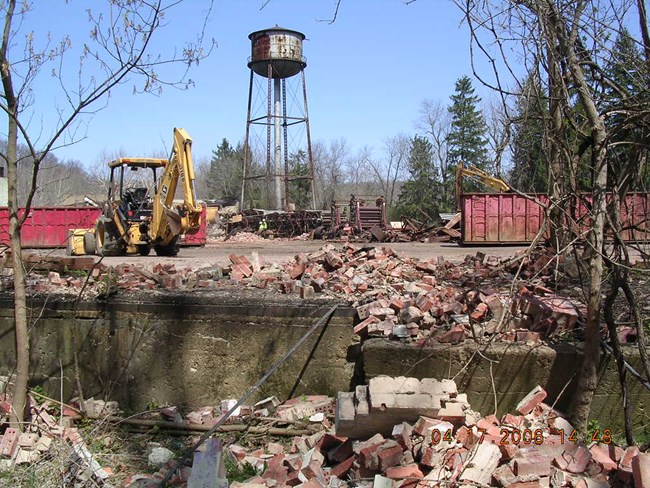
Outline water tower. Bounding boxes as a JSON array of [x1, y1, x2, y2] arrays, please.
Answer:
[[240, 27, 315, 210]]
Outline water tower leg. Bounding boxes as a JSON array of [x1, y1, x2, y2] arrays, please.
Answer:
[[274, 78, 283, 210], [241, 70, 254, 210], [302, 69, 316, 210]]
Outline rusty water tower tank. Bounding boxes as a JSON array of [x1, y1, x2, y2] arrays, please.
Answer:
[[248, 27, 306, 79]]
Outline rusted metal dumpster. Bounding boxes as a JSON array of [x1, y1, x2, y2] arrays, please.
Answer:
[[460, 192, 650, 244], [0, 205, 207, 249]]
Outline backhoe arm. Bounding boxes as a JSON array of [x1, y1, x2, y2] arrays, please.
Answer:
[[151, 128, 202, 243]]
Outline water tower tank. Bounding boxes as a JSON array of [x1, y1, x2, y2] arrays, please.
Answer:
[[248, 27, 306, 79]]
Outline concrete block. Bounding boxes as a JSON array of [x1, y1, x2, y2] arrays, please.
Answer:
[[368, 376, 396, 394], [354, 385, 370, 416], [459, 443, 501, 486], [334, 392, 355, 436], [391, 422, 413, 450]]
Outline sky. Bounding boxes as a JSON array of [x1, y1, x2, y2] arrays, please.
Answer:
[[15, 1, 490, 166]]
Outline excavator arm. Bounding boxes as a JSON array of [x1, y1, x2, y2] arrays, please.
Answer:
[[455, 162, 510, 195], [151, 128, 202, 243]]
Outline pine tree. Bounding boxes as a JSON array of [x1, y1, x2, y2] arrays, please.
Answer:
[[395, 135, 442, 220], [446, 76, 489, 172], [510, 73, 549, 193], [206, 138, 244, 202], [445, 76, 489, 200], [603, 28, 650, 190], [287, 149, 311, 209]]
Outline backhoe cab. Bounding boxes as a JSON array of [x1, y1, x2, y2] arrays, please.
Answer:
[[70, 128, 201, 257]]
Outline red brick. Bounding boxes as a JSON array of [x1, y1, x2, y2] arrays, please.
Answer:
[[385, 464, 424, 480], [392, 422, 413, 451], [553, 445, 591, 474], [516, 385, 547, 415], [455, 426, 475, 448], [358, 435, 385, 470], [354, 316, 379, 334], [620, 446, 640, 470], [330, 455, 355, 479], [436, 324, 466, 343], [0, 428, 19, 458], [262, 455, 289, 484], [589, 443, 617, 472], [389, 298, 405, 311], [633, 452, 650, 488], [420, 446, 443, 468], [288, 261, 306, 279], [413, 416, 452, 437], [499, 442, 519, 461], [377, 443, 403, 470], [470, 302, 489, 321], [513, 451, 552, 477]]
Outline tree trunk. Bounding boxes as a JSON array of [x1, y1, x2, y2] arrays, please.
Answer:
[[6, 117, 29, 429], [562, 25, 608, 433], [2, 0, 29, 429]]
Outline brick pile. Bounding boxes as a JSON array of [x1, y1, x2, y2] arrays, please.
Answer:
[[23, 243, 609, 344], [225, 231, 266, 243], [225, 378, 649, 488], [3, 380, 648, 487], [0, 394, 113, 484]]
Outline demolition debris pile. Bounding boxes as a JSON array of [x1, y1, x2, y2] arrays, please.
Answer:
[[3, 378, 647, 487], [17, 244, 598, 346]]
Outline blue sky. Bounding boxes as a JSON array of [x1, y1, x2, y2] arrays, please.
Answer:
[[19, 1, 488, 165]]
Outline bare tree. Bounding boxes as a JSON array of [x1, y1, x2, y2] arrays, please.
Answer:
[[416, 99, 450, 181], [484, 97, 511, 176], [0, 0, 213, 428], [454, 0, 649, 432], [416, 99, 453, 206], [312, 138, 350, 208], [363, 134, 410, 208]]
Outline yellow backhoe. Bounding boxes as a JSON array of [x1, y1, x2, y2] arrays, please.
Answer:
[[69, 128, 201, 257]]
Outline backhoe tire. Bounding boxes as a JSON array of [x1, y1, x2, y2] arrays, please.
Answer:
[[137, 245, 151, 256], [154, 238, 180, 257], [83, 232, 97, 255], [95, 218, 125, 257]]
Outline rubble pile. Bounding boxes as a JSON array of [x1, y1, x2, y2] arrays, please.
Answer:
[[2, 379, 648, 487], [222, 378, 649, 488], [0, 394, 113, 485], [18, 244, 595, 345], [224, 231, 267, 243]]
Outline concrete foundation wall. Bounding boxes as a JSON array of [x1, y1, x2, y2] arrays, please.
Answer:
[[0, 294, 647, 434], [0, 294, 358, 409], [362, 339, 649, 432]]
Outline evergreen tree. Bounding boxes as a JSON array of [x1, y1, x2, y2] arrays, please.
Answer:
[[446, 76, 489, 172], [287, 149, 311, 209], [510, 73, 549, 193], [206, 138, 244, 202], [395, 135, 442, 220], [603, 28, 650, 190], [445, 76, 489, 199]]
